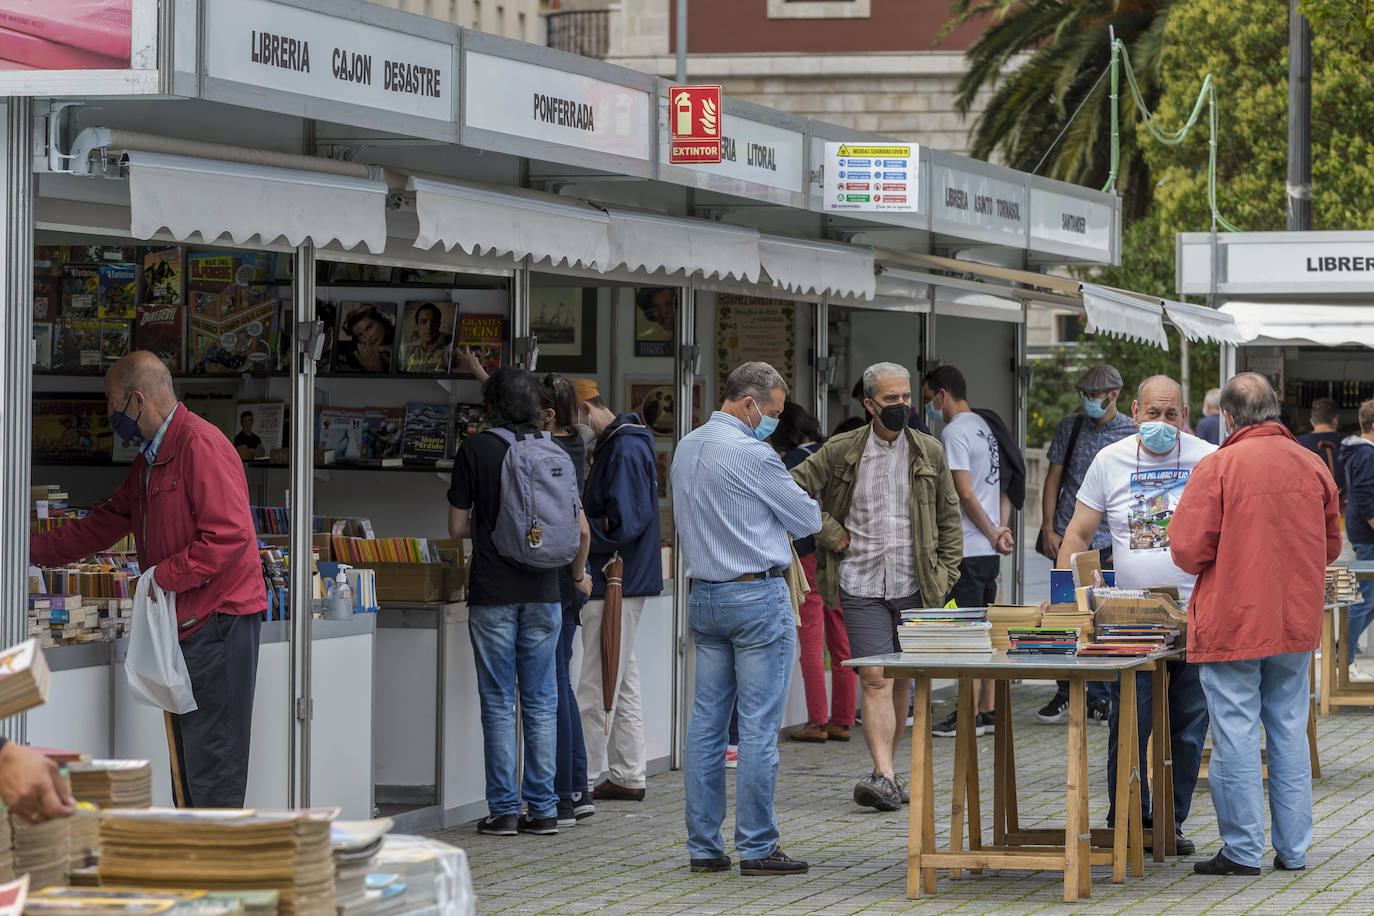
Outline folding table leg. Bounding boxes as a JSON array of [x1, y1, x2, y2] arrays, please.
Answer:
[[949, 678, 971, 880], [1113, 673, 1134, 883], [1064, 679, 1086, 903], [908, 676, 935, 898]]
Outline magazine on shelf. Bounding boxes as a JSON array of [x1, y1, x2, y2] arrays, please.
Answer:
[[60, 264, 99, 317], [235, 402, 286, 453], [53, 317, 102, 373], [453, 311, 503, 378], [402, 402, 450, 463], [333, 301, 398, 374], [97, 263, 137, 319], [317, 407, 364, 459], [134, 303, 186, 374], [397, 301, 456, 374], [361, 407, 405, 461], [188, 299, 278, 375], [100, 319, 132, 367], [142, 247, 182, 304]]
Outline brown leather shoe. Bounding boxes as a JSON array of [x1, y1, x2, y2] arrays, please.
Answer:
[[826, 723, 852, 742], [591, 779, 645, 801], [789, 723, 828, 743]]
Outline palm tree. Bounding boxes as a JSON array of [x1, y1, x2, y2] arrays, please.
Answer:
[[943, 0, 1171, 220]]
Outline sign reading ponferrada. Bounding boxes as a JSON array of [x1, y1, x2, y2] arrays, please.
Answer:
[[668, 84, 722, 164], [822, 142, 919, 213], [204, 0, 453, 123]]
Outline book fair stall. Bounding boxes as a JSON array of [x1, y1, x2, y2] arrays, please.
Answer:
[[0, 0, 1251, 906]]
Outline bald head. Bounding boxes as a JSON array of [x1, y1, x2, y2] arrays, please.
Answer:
[[1132, 374, 1188, 430], [105, 352, 177, 441], [1220, 372, 1281, 429]]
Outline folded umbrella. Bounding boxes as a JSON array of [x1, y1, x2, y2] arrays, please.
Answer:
[[599, 552, 624, 733]]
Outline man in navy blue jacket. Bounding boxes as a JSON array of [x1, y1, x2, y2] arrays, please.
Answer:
[[1340, 399, 1374, 680], [572, 379, 664, 801]]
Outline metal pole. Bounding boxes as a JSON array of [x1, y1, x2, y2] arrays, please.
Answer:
[[1180, 335, 1191, 412], [1012, 306, 1027, 604], [1286, 0, 1312, 231], [288, 243, 317, 808], [0, 99, 33, 745], [670, 278, 695, 770], [814, 297, 828, 430], [675, 0, 687, 82]]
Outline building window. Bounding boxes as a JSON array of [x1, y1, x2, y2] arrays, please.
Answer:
[[1056, 313, 1083, 343], [472, 0, 481, 28], [518, 11, 527, 39], [767, 0, 870, 19], [496, 4, 505, 35]]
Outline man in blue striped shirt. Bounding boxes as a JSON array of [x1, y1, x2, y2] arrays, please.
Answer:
[[672, 361, 822, 876]]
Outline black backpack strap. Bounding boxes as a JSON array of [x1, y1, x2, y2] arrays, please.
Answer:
[[1056, 414, 1087, 500]]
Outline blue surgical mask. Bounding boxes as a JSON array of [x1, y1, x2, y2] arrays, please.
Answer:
[[749, 401, 778, 442], [1082, 395, 1108, 419], [110, 392, 144, 445], [1139, 420, 1179, 454], [925, 400, 941, 426]]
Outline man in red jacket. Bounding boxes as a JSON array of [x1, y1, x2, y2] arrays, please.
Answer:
[[1171, 373, 1341, 876], [30, 351, 265, 808]]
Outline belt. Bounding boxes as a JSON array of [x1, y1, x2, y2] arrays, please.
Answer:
[[694, 566, 785, 587]]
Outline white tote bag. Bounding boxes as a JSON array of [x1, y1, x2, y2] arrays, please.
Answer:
[[127, 566, 198, 714]]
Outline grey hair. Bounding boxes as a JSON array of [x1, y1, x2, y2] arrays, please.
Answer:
[[1220, 373, 1281, 428], [1203, 387, 1222, 410], [1137, 375, 1182, 403], [862, 362, 911, 400], [723, 361, 788, 403]]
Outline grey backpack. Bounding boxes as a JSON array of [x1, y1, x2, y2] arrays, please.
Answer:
[[487, 427, 582, 569]]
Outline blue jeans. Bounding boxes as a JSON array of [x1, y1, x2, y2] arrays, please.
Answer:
[[555, 577, 589, 804], [468, 601, 561, 819], [1199, 652, 1312, 868], [1347, 543, 1374, 663], [684, 578, 795, 861], [1105, 659, 1209, 829]]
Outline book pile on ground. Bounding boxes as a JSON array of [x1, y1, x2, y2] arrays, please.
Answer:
[[1006, 627, 1079, 655], [330, 819, 396, 916], [10, 812, 70, 890], [24, 887, 280, 916], [896, 608, 993, 654], [1327, 566, 1361, 605], [98, 809, 337, 916], [0, 640, 51, 719], [987, 605, 1041, 651], [368, 836, 473, 915], [67, 760, 154, 809]]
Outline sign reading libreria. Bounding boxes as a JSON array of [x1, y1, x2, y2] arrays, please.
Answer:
[[204, 0, 453, 123]]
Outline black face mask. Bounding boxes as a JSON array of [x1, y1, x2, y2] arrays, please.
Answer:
[[878, 403, 909, 433]]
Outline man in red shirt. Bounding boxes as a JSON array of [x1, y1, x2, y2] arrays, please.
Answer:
[[31, 351, 265, 808]]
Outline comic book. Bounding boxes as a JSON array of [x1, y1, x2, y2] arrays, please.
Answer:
[[360, 407, 405, 461], [453, 312, 504, 378], [33, 275, 59, 323], [142, 247, 182, 304], [60, 264, 99, 317], [32, 395, 113, 462], [187, 253, 237, 320], [32, 322, 53, 371], [188, 300, 278, 376], [52, 317, 103, 373], [97, 263, 137, 319], [134, 303, 186, 374], [100, 319, 132, 367]]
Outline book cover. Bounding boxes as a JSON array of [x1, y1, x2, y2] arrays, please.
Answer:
[[134, 302, 186, 374], [33, 246, 66, 275], [315, 300, 336, 374], [32, 395, 113, 461], [235, 402, 285, 453], [100, 318, 131, 367], [452, 402, 488, 445], [53, 317, 103, 373], [233, 252, 274, 285], [333, 301, 397, 374], [187, 252, 234, 291], [32, 322, 52, 371], [402, 402, 450, 463], [453, 312, 504, 378], [33, 275, 59, 322], [398, 301, 455, 374], [181, 382, 239, 443], [361, 407, 405, 460], [317, 407, 364, 459], [97, 263, 136, 319], [142, 247, 182, 304], [60, 264, 99, 317], [188, 299, 278, 375]]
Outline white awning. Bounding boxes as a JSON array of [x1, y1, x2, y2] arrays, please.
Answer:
[[604, 208, 759, 282], [126, 151, 388, 252], [759, 234, 875, 299], [1163, 299, 1245, 345], [1219, 302, 1374, 348], [1079, 282, 1170, 350], [933, 288, 1023, 323], [410, 176, 610, 270]]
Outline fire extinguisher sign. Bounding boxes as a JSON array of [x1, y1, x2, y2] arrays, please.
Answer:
[[668, 85, 723, 164]]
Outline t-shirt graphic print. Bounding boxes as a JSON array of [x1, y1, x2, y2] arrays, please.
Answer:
[[1128, 468, 1190, 551]]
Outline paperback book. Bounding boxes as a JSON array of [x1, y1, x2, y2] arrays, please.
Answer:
[[317, 407, 364, 460], [60, 264, 99, 317], [142, 247, 182, 304], [53, 317, 103, 373], [97, 263, 137, 319], [402, 403, 450, 463], [453, 312, 503, 378], [134, 303, 186, 374]]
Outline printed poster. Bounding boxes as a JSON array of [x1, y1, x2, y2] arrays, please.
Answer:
[[626, 378, 704, 439], [715, 296, 796, 398], [633, 287, 677, 357], [1128, 468, 1191, 551]]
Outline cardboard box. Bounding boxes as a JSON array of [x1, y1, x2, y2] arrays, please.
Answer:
[[359, 542, 466, 604], [1091, 589, 1188, 646]]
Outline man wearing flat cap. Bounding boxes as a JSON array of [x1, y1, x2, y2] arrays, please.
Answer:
[[571, 379, 663, 802], [1037, 363, 1137, 725]]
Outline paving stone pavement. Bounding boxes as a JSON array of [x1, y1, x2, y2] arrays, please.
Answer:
[[433, 681, 1374, 915]]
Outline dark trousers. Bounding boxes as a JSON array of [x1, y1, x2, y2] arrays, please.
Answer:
[[166, 611, 261, 808], [1105, 658, 1209, 829], [554, 576, 589, 803], [948, 555, 1000, 606]]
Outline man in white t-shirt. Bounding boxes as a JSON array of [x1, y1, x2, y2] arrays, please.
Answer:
[[922, 365, 1013, 738], [1057, 374, 1216, 856]]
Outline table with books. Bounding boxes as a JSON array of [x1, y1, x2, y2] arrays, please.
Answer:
[[1318, 563, 1374, 715], [847, 609, 1183, 903]]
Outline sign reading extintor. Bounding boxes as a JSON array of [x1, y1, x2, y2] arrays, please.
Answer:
[[668, 85, 723, 164]]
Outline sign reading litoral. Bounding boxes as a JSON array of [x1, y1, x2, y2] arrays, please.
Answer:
[[668, 85, 722, 164], [822, 142, 919, 213]]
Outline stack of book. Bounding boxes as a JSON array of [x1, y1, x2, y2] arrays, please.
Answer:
[[1080, 624, 1180, 657], [369, 835, 473, 915], [98, 809, 337, 916], [0, 809, 12, 883], [68, 805, 101, 872], [25, 887, 280, 916], [1327, 566, 1361, 605], [896, 608, 993, 654], [68, 760, 155, 809], [331, 819, 398, 916], [0, 639, 51, 719], [1042, 604, 1094, 643], [27, 594, 133, 647], [1006, 627, 1079, 655], [987, 605, 1041, 652], [11, 812, 70, 890]]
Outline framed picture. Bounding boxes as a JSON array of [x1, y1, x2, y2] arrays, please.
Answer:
[[531, 287, 597, 372], [626, 377, 705, 438], [633, 287, 677, 357]]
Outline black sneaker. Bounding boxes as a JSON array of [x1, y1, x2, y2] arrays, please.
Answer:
[[690, 854, 731, 873], [572, 798, 595, 820], [853, 772, 902, 811], [556, 800, 577, 828], [976, 711, 994, 735], [932, 710, 960, 737], [1087, 698, 1110, 726], [1038, 693, 1070, 724], [476, 813, 518, 836], [740, 846, 809, 875], [1193, 851, 1259, 876], [517, 813, 558, 835]]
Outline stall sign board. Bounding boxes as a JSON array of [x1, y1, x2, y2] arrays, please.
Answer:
[[930, 161, 1026, 243], [203, 0, 454, 124], [658, 99, 804, 199], [1028, 185, 1115, 262], [1177, 232, 1374, 296], [822, 142, 919, 213], [667, 84, 722, 164]]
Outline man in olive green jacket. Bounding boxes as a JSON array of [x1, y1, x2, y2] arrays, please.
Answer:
[[789, 362, 964, 811]]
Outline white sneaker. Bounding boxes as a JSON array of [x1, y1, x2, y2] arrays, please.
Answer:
[[1348, 661, 1374, 682]]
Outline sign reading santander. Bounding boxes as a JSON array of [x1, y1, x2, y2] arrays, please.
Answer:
[[668, 85, 723, 164]]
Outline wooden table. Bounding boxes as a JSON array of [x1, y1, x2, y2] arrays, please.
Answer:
[[845, 651, 1181, 903], [1317, 561, 1374, 715]]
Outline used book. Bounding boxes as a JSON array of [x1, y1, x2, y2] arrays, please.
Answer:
[[0, 639, 50, 720]]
